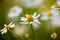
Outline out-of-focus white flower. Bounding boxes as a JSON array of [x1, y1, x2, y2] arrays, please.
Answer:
[[0, 22, 15, 34], [50, 9, 60, 27], [8, 6, 22, 18], [20, 12, 40, 27], [50, 0, 60, 27], [41, 10, 60, 27], [51, 15, 60, 27], [51, 0, 60, 11], [23, 0, 44, 8], [51, 32, 57, 39], [41, 10, 58, 20]]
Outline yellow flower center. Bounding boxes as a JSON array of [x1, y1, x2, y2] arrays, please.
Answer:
[[55, 4, 60, 8], [47, 11, 52, 16], [5, 25, 10, 30], [26, 15, 34, 22]]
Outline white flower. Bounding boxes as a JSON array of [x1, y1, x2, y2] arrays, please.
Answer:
[[41, 10, 60, 27], [20, 12, 41, 27], [23, 0, 44, 8], [0, 22, 15, 34], [41, 10, 59, 20], [51, 10, 60, 27], [50, 0, 60, 27], [51, 15, 60, 27], [51, 0, 60, 11], [8, 6, 23, 18], [41, 11, 55, 20]]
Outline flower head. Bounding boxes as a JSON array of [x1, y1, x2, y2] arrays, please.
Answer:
[[41, 10, 58, 20], [41, 10, 53, 20], [51, 0, 60, 11], [23, 0, 44, 8], [51, 15, 60, 27], [20, 12, 40, 27], [8, 6, 23, 18], [0, 22, 15, 34]]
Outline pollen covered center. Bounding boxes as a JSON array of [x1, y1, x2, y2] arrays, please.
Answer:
[[5, 25, 10, 30], [26, 15, 34, 22], [47, 11, 52, 16], [55, 4, 60, 8]]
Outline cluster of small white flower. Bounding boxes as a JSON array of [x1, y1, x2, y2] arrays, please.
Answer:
[[1, 0, 60, 39], [41, 0, 60, 27], [8, 6, 22, 18], [0, 22, 15, 34], [23, 0, 44, 8], [0, 6, 41, 34], [40, 0, 60, 39], [13, 0, 44, 8]]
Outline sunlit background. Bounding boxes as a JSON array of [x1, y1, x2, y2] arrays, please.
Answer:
[[1, 0, 60, 40]]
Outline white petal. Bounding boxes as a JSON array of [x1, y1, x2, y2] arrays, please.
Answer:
[[4, 29, 7, 33], [41, 16, 48, 20], [26, 14, 28, 17], [1, 29, 7, 34], [51, 16, 60, 27], [20, 22, 28, 24], [35, 14, 40, 19], [51, 9, 58, 16], [30, 22, 33, 24], [33, 12, 37, 18], [51, 5, 55, 9], [9, 22, 13, 26], [10, 24, 15, 28], [34, 19, 40, 24], [32, 22, 38, 27], [0, 29, 5, 32], [1, 31, 5, 34], [57, 0, 60, 5], [21, 17, 26, 21], [4, 24, 7, 27]]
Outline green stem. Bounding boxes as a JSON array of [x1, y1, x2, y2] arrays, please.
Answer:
[[31, 24, 35, 40]]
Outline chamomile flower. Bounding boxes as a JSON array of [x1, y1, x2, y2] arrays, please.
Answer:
[[51, 0, 60, 11], [20, 12, 40, 27], [23, 0, 44, 8], [41, 9, 60, 27], [51, 11, 60, 27], [41, 10, 58, 20], [51, 0, 60, 26], [0, 22, 15, 34], [50, 9, 60, 27], [41, 10, 53, 20], [51, 14, 60, 27], [8, 6, 22, 18]]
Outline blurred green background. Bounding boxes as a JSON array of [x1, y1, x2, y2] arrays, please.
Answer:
[[1, 0, 60, 40]]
